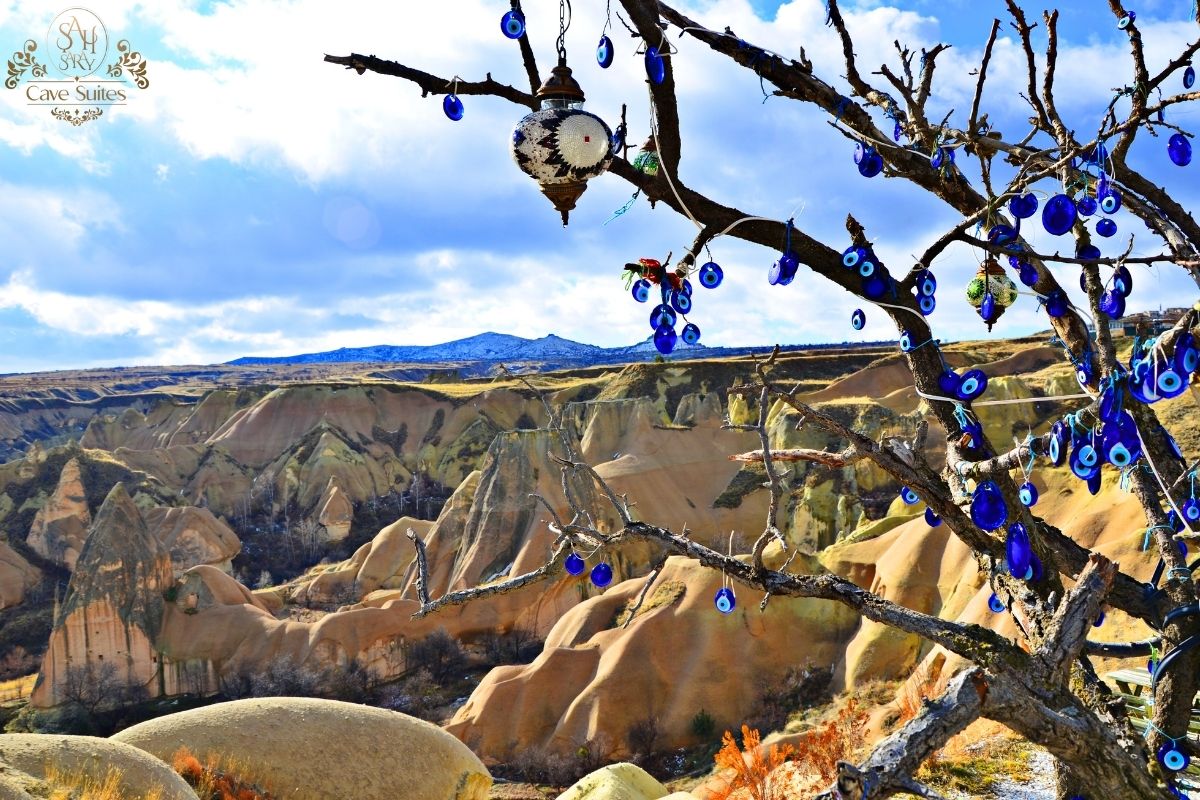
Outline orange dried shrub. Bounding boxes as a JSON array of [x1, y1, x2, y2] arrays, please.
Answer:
[[170, 747, 274, 800], [710, 724, 795, 800], [788, 699, 869, 794], [896, 665, 938, 726]]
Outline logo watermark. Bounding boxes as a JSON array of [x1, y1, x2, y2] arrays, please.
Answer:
[[5, 7, 148, 126]]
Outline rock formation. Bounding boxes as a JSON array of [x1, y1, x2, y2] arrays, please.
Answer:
[[25, 456, 90, 569], [0, 734, 198, 799], [558, 763, 670, 800], [143, 505, 241, 574], [447, 552, 860, 756], [315, 477, 352, 541], [0, 543, 39, 610], [112, 697, 492, 800], [30, 483, 174, 707]]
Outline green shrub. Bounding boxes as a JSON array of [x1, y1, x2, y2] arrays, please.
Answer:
[[691, 708, 716, 739]]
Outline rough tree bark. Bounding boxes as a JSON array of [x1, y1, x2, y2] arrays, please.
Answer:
[[326, 2, 1200, 798]]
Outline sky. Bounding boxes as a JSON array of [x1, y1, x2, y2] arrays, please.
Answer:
[[0, 0, 1197, 372]]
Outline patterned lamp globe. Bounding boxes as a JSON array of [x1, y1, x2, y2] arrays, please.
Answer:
[[965, 257, 1018, 331], [511, 61, 613, 225]]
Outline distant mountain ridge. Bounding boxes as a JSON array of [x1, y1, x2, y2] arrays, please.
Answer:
[[228, 332, 695, 367], [227, 331, 892, 371]]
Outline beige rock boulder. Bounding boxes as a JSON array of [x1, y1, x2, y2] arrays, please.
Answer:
[[0, 734, 198, 800], [112, 697, 491, 800], [144, 505, 241, 574], [296, 516, 432, 604], [558, 763, 668, 800], [25, 456, 90, 569], [0, 542, 39, 610]]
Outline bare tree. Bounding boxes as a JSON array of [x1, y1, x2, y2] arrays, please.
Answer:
[[327, 3, 1200, 798]]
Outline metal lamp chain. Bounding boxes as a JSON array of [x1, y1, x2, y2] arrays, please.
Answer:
[[556, 0, 572, 62]]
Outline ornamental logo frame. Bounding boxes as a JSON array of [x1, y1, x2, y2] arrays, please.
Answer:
[[5, 7, 149, 126]]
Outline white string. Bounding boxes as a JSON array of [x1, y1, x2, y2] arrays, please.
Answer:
[[914, 386, 1094, 406], [647, 83, 702, 231], [1131, 418, 1196, 540]]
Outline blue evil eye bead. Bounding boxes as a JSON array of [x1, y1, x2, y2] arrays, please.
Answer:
[[1077, 244, 1101, 263], [714, 587, 736, 614], [851, 309, 866, 330], [987, 593, 1006, 614], [1099, 289, 1126, 320], [925, 507, 941, 527], [1094, 610, 1106, 627], [938, 369, 961, 396], [681, 322, 701, 346], [1087, 471, 1102, 495], [670, 289, 692, 314], [1042, 193, 1078, 236], [957, 369, 988, 401], [654, 324, 678, 355], [1048, 423, 1067, 466], [1100, 188, 1122, 214], [698, 262, 723, 288], [632, 278, 652, 303], [1186, 64, 1196, 90], [1070, 449, 1100, 481], [900, 486, 920, 505], [1099, 385, 1122, 422], [1028, 552, 1043, 581], [1117, 412, 1143, 462], [961, 419, 984, 450], [918, 294, 936, 315], [590, 562, 613, 587], [1103, 426, 1134, 467], [899, 331, 914, 352], [650, 304, 676, 329], [858, 260, 876, 278], [1157, 367, 1186, 398], [1045, 290, 1069, 318], [1117, 11, 1135, 29], [1085, 142, 1110, 166], [858, 150, 884, 178], [971, 480, 1008, 530], [1077, 439, 1100, 468], [1018, 262, 1039, 287], [1019, 481, 1039, 507], [842, 246, 867, 268], [680, 279, 693, 297], [1113, 265, 1133, 296], [1006, 522, 1032, 579], [443, 94, 464, 121], [893, 121, 903, 141], [565, 552, 586, 576], [988, 224, 1019, 245], [645, 46, 666, 84], [770, 253, 799, 286], [597, 34, 614, 68], [610, 126, 626, 155], [1168, 134, 1193, 167], [1170, 510, 1185, 533], [1149, 658, 1158, 675], [931, 147, 955, 169], [980, 292, 996, 324], [917, 270, 937, 296], [1096, 218, 1118, 238], [1158, 742, 1190, 772], [1175, 333, 1199, 374], [1076, 194, 1098, 217], [1182, 498, 1200, 523], [854, 142, 869, 165], [501, 9, 526, 38], [862, 273, 889, 299], [1009, 193, 1039, 219]]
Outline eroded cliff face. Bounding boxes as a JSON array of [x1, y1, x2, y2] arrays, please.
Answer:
[[25, 457, 91, 569], [31, 484, 174, 707]]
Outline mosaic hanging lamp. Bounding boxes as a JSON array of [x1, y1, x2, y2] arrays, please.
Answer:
[[965, 256, 1018, 331], [510, 1, 612, 226]]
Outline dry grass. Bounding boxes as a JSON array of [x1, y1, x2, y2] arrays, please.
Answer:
[[917, 722, 1033, 795], [0, 673, 37, 702], [172, 747, 274, 800], [710, 725, 796, 800], [45, 764, 164, 800]]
